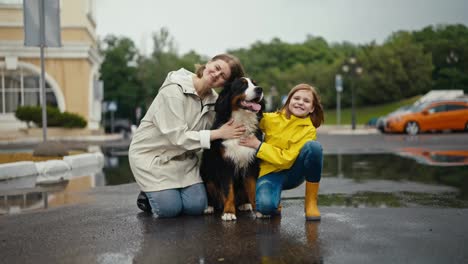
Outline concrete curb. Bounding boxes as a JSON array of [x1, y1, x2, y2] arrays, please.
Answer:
[[63, 152, 104, 169], [0, 152, 105, 181], [0, 134, 123, 146], [35, 160, 71, 175], [0, 161, 38, 181]]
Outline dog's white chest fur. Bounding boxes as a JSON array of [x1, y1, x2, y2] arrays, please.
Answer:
[[222, 110, 259, 169]]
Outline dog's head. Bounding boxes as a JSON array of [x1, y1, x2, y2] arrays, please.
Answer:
[[216, 77, 264, 114]]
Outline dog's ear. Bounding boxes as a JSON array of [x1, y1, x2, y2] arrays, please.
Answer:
[[215, 80, 234, 114], [218, 80, 233, 98]]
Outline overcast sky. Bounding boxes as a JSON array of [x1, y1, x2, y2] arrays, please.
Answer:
[[95, 0, 468, 57]]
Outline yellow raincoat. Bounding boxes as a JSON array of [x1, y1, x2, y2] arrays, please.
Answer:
[[256, 112, 317, 177]]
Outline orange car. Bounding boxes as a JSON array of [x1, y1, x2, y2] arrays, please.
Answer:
[[397, 147, 468, 166], [385, 99, 468, 135]]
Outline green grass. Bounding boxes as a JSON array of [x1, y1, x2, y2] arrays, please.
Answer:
[[325, 96, 421, 125]]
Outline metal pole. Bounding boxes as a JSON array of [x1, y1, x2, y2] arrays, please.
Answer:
[[102, 109, 106, 132], [39, 0, 47, 142], [337, 153, 343, 178], [111, 110, 115, 134], [351, 81, 356, 130], [337, 91, 341, 125]]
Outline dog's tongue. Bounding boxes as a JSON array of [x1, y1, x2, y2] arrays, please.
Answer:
[[242, 101, 261, 112]]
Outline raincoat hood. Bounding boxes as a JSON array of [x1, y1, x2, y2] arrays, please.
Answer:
[[160, 68, 196, 93]]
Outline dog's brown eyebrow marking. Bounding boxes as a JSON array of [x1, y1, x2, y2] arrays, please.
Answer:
[[231, 94, 245, 110]]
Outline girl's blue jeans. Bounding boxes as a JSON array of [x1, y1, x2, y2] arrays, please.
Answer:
[[256, 141, 323, 215], [145, 183, 207, 218]]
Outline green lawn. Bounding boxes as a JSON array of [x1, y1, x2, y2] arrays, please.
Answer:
[[325, 96, 420, 125]]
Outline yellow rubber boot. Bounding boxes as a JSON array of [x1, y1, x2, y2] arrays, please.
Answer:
[[305, 182, 321, 221]]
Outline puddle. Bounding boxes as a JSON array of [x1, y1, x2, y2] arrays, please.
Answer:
[[0, 169, 102, 215], [321, 151, 468, 208], [1, 148, 468, 215]]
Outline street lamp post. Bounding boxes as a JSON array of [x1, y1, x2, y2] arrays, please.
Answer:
[[446, 50, 458, 89], [342, 56, 363, 130]]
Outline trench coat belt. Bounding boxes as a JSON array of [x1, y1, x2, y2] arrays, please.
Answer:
[[171, 151, 197, 161]]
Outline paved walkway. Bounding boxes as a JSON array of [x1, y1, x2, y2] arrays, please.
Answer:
[[2, 128, 468, 263], [1, 183, 467, 263], [317, 125, 379, 135]]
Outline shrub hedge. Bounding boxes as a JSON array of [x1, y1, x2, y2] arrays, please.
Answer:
[[15, 106, 87, 128]]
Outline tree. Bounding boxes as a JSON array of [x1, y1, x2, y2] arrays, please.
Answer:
[[413, 24, 468, 92], [99, 36, 144, 124], [137, 28, 204, 105], [98, 23, 467, 123]]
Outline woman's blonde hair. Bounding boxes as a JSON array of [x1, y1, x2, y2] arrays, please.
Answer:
[[279, 83, 325, 128], [195, 54, 245, 83]]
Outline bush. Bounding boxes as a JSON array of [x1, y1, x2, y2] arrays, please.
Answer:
[[59, 112, 87, 128], [15, 106, 40, 128], [46, 106, 62, 126], [15, 106, 87, 128]]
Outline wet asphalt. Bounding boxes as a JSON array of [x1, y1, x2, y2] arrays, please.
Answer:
[[1, 183, 468, 264], [1, 133, 468, 263]]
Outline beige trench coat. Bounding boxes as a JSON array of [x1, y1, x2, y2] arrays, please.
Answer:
[[129, 69, 217, 192]]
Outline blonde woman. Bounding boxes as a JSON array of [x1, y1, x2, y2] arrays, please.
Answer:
[[130, 54, 246, 218]]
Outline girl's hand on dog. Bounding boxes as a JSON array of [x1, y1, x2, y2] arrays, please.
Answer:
[[239, 135, 261, 149], [211, 119, 246, 140]]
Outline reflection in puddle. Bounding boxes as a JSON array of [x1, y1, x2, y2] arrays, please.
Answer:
[[133, 214, 323, 263], [322, 152, 468, 208], [2, 149, 468, 214], [0, 150, 133, 215], [102, 155, 135, 186], [0, 164, 105, 215], [397, 148, 468, 167]]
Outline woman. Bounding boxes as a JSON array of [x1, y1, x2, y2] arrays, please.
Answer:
[[129, 54, 246, 218], [240, 83, 324, 220]]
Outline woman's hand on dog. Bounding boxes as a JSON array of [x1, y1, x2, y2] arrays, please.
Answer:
[[211, 119, 246, 140], [239, 135, 261, 149]]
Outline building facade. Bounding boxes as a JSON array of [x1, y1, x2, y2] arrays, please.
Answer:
[[0, 0, 102, 131]]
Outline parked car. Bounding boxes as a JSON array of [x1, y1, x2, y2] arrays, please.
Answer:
[[376, 105, 413, 133], [385, 99, 468, 135]]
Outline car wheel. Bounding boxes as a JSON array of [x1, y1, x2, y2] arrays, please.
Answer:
[[465, 122, 468, 131], [405, 121, 420, 135]]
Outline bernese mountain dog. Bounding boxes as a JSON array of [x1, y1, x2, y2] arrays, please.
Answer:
[[200, 77, 264, 221]]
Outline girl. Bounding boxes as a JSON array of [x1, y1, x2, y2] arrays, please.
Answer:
[[129, 54, 246, 218], [239, 83, 324, 221]]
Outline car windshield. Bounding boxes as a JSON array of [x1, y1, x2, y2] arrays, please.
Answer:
[[411, 102, 430, 112], [387, 105, 412, 117]]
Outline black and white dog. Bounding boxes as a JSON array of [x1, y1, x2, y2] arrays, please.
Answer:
[[200, 77, 264, 221]]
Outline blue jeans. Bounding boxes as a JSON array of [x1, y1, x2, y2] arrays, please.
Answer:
[[145, 183, 207, 218], [256, 141, 323, 215]]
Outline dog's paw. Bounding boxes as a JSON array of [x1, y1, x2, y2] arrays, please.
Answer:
[[255, 212, 271, 219], [221, 213, 237, 221], [238, 203, 253, 211], [204, 206, 214, 214]]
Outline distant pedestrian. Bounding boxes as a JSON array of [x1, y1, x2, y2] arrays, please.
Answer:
[[239, 83, 324, 220], [129, 54, 246, 218]]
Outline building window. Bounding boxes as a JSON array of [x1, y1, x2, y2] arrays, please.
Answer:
[[0, 0, 22, 5], [1, 67, 57, 114]]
